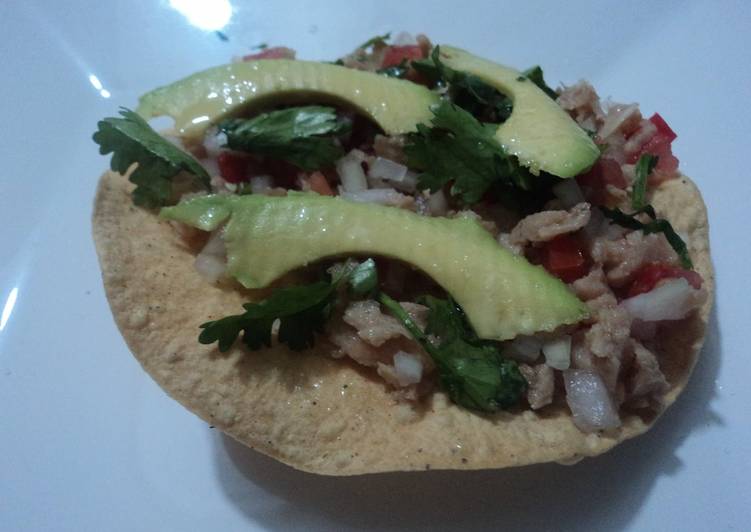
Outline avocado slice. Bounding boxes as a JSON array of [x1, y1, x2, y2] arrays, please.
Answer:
[[438, 46, 600, 177], [137, 60, 439, 141], [162, 194, 588, 340]]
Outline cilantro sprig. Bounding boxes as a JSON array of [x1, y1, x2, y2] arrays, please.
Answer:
[[93, 108, 211, 207], [519, 65, 558, 99], [199, 281, 337, 351], [413, 46, 512, 123], [405, 101, 535, 204], [378, 293, 526, 412], [377, 59, 410, 78], [219, 106, 350, 170], [199, 259, 376, 352], [601, 154, 692, 268], [358, 32, 391, 50], [631, 153, 658, 210]]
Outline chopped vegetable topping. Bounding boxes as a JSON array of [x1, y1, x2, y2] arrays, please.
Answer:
[[347, 258, 378, 298], [219, 106, 350, 170], [628, 263, 703, 297], [377, 59, 410, 78], [520, 65, 557, 99], [217, 152, 251, 183], [358, 32, 391, 50], [199, 259, 374, 352], [93, 108, 210, 207], [379, 294, 527, 412], [601, 205, 692, 269], [405, 101, 533, 204], [631, 154, 658, 210], [381, 45, 424, 68], [599, 151, 692, 268], [413, 46, 512, 122], [541, 234, 589, 283], [199, 281, 337, 352]]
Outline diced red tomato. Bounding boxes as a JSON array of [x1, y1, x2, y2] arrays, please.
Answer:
[[242, 46, 295, 61], [649, 113, 677, 142], [576, 157, 627, 203], [627, 112, 680, 177], [217, 152, 250, 183], [307, 171, 334, 196], [381, 45, 425, 68], [540, 234, 589, 283], [627, 262, 703, 297]]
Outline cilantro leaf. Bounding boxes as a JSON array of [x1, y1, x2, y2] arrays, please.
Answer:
[[219, 106, 349, 170], [347, 258, 378, 298], [412, 46, 512, 123], [631, 154, 658, 211], [405, 101, 534, 204], [378, 293, 526, 412], [601, 206, 693, 269], [358, 32, 391, 50], [199, 258, 377, 352], [601, 152, 691, 268], [377, 59, 409, 78], [520, 65, 558, 99], [420, 295, 470, 343], [93, 107, 211, 208], [199, 281, 337, 352]]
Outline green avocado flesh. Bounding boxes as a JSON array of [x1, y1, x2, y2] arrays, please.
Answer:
[[161, 194, 588, 341], [137, 59, 439, 141], [438, 46, 600, 177]]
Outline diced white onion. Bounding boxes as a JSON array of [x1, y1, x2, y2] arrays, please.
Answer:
[[621, 278, 697, 322], [194, 230, 227, 283], [368, 157, 407, 181], [393, 351, 423, 386], [203, 129, 227, 158], [367, 158, 418, 193], [250, 175, 273, 194], [552, 180, 585, 209], [563, 369, 621, 432], [427, 189, 448, 216], [542, 335, 572, 370], [599, 103, 640, 140], [336, 150, 368, 192], [503, 335, 543, 363]]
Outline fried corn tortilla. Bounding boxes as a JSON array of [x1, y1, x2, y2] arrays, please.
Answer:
[[92, 170, 713, 475]]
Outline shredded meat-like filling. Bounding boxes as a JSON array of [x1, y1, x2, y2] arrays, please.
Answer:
[[520, 364, 555, 410], [171, 37, 700, 425]]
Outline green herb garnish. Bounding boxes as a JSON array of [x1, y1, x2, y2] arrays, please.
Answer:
[[93, 108, 211, 208], [405, 101, 534, 204], [378, 293, 526, 412], [199, 281, 337, 351], [631, 154, 658, 210], [358, 32, 391, 50], [219, 106, 350, 170], [601, 152, 691, 268], [520, 65, 557, 99], [347, 258, 378, 298], [377, 59, 409, 78], [200, 259, 373, 352], [601, 205, 692, 269], [412, 46, 512, 123]]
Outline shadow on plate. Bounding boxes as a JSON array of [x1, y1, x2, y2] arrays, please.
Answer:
[[212, 305, 722, 532]]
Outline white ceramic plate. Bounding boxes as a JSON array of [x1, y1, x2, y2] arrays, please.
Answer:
[[2, 1, 749, 530]]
